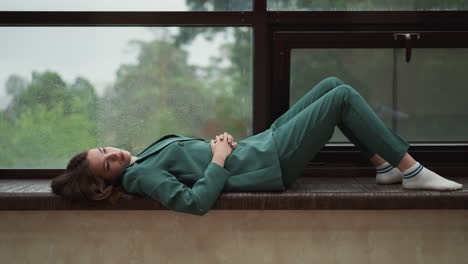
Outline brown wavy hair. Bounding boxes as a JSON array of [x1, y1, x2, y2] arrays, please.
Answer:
[[50, 150, 126, 205]]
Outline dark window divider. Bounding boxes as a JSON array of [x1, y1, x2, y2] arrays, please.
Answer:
[[1, 11, 468, 26], [0, 11, 256, 26], [252, 0, 270, 134]]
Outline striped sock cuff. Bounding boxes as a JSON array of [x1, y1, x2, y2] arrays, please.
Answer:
[[403, 162, 424, 179], [376, 163, 394, 174]]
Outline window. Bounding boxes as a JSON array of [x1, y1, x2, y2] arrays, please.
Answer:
[[0, 27, 252, 168], [396, 48, 468, 142], [290, 48, 393, 143], [290, 48, 468, 143], [1, 0, 467, 171]]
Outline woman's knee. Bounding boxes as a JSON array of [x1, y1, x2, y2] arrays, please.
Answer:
[[323, 76, 344, 87], [336, 84, 360, 95], [332, 84, 362, 103]]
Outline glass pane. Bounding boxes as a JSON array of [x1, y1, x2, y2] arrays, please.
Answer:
[[1, 0, 252, 11], [0, 27, 252, 168], [397, 48, 468, 142], [290, 49, 393, 144], [269, 0, 468, 11]]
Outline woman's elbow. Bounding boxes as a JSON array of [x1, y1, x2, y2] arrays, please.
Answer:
[[194, 208, 209, 216]]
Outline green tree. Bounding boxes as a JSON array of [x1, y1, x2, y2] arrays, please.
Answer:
[[5, 71, 67, 119], [174, 26, 252, 137], [98, 29, 213, 153], [5, 74, 26, 97], [0, 72, 98, 168]]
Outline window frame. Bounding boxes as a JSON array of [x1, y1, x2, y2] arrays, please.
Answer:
[[1, 1, 468, 176], [270, 31, 468, 172]]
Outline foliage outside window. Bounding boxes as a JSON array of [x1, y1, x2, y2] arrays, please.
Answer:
[[0, 27, 252, 168]]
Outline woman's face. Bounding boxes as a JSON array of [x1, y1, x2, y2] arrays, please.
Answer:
[[87, 147, 132, 182]]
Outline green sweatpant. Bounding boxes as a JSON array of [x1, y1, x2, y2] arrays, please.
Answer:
[[270, 77, 410, 187]]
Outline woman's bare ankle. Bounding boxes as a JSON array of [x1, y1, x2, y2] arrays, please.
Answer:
[[369, 154, 387, 167], [396, 153, 417, 171]]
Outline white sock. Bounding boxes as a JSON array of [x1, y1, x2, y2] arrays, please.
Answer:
[[401, 162, 463, 191], [375, 162, 402, 184]]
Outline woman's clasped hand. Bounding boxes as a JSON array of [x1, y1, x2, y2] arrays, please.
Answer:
[[210, 132, 238, 159]]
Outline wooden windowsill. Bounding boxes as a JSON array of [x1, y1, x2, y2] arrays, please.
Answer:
[[1, 176, 467, 210]]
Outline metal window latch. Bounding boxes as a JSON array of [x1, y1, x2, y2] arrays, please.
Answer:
[[393, 33, 421, 63]]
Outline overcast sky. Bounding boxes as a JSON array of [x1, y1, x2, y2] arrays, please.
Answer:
[[0, 1, 235, 109], [0, 0, 191, 11]]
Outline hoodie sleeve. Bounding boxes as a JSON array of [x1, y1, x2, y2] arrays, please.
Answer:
[[132, 162, 231, 216]]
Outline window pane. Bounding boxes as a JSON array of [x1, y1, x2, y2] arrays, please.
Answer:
[[269, 0, 468, 11], [290, 48, 468, 145], [0, 27, 252, 168], [1, 0, 252, 11], [397, 49, 468, 142], [290, 49, 393, 144]]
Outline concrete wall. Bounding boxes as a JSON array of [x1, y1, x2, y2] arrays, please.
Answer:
[[1, 210, 467, 264]]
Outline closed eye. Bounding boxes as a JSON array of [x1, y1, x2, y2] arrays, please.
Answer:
[[103, 148, 109, 170], [99, 148, 109, 171]]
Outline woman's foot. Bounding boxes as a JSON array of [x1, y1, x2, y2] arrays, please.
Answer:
[[375, 162, 402, 184], [402, 162, 463, 191]]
